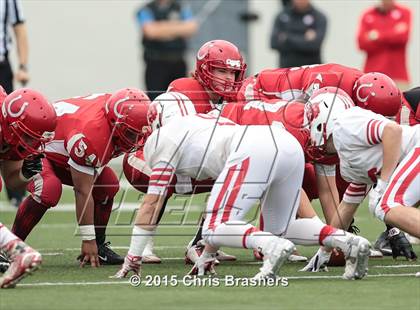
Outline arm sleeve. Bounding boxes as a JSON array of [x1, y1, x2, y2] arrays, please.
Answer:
[[136, 8, 155, 26], [283, 12, 327, 53], [377, 9, 411, 46], [357, 13, 383, 53], [270, 14, 288, 52], [342, 183, 369, 204], [8, 0, 25, 25], [147, 162, 176, 196]]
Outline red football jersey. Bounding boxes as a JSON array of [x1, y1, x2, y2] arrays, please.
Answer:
[[237, 63, 363, 103], [45, 93, 119, 175], [168, 78, 214, 114], [221, 100, 339, 165]]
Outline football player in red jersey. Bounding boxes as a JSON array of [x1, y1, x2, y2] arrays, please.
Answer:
[[167, 39, 247, 113], [0, 87, 57, 288], [11, 88, 151, 267], [238, 63, 401, 117]]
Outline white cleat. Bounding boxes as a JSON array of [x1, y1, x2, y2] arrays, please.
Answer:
[[141, 239, 162, 264], [0, 240, 42, 289], [342, 236, 371, 280], [253, 238, 295, 280]]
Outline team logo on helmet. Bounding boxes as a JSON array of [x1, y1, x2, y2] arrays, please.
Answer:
[[226, 59, 241, 69], [355, 83, 375, 103], [2, 95, 29, 118]]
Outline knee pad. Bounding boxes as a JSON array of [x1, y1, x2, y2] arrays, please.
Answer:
[[28, 175, 62, 208]]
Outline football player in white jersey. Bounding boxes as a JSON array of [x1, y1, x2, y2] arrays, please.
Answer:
[[112, 94, 371, 280], [303, 87, 419, 271]]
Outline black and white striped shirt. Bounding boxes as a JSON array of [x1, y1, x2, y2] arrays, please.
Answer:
[[0, 0, 24, 60]]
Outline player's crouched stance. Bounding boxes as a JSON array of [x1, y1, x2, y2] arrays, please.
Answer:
[[0, 87, 57, 287], [113, 94, 370, 281], [302, 87, 419, 276]]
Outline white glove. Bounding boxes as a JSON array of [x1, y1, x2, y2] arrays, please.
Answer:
[[368, 179, 388, 215], [300, 247, 331, 272], [188, 252, 217, 276], [110, 255, 141, 279]]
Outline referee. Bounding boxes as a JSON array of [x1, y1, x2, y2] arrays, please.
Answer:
[[0, 0, 29, 207], [0, 0, 29, 93]]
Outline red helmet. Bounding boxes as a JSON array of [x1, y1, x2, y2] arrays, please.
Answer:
[[105, 88, 151, 152], [0, 88, 57, 159], [195, 40, 247, 100], [352, 72, 401, 117]]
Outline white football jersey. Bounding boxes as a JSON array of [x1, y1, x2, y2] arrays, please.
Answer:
[[144, 114, 242, 182], [333, 107, 419, 185]]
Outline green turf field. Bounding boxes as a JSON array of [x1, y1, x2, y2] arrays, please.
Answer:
[[0, 192, 419, 310]]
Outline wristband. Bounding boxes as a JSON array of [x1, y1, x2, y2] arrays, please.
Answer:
[[79, 225, 96, 241], [376, 179, 389, 192]]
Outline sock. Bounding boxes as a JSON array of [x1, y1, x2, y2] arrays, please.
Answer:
[[94, 198, 113, 246], [128, 226, 155, 257], [0, 223, 19, 248], [321, 228, 351, 250], [284, 217, 329, 246], [203, 221, 281, 252], [189, 217, 205, 247], [142, 237, 155, 256], [12, 196, 49, 240]]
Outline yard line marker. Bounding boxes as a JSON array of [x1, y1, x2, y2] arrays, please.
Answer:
[[17, 273, 418, 287]]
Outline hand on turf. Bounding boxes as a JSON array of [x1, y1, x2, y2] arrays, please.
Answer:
[[300, 247, 331, 272], [188, 255, 217, 276], [368, 180, 387, 215], [79, 240, 100, 268], [387, 228, 417, 261]]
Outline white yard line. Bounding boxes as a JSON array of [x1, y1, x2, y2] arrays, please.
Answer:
[[18, 273, 418, 287], [39, 245, 185, 252], [372, 264, 420, 268]]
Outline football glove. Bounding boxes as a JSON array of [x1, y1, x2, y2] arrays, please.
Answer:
[[110, 255, 142, 279], [188, 252, 217, 276], [300, 248, 331, 272], [20, 154, 44, 181], [387, 227, 417, 261]]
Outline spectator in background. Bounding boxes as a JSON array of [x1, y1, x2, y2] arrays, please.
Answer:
[[270, 0, 327, 68], [136, 0, 198, 100], [357, 0, 412, 90], [0, 0, 30, 207]]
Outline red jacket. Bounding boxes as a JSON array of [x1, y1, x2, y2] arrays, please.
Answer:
[[357, 3, 411, 82]]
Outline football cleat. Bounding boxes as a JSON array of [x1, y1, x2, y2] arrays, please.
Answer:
[[342, 236, 371, 280], [300, 248, 331, 272], [110, 255, 142, 279], [373, 230, 392, 256], [253, 238, 295, 280], [215, 249, 237, 262], [0, 250, 10, 273], [188, 252, 217, 276], [97, 241, 124, 265], [141, 239, 161, 264], [0, 240, 42, 288]]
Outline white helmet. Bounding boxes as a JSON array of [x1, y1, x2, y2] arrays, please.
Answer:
[[147, 92, 196, 131], [309, 87, 354, 147]]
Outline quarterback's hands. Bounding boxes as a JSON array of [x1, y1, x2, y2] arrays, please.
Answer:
[[188, 254, 217, 276], [20, 154, 44, 181], [300, 247, 331, 272], [368, 180, 388, 214], [110, 255, 142, 279], [79, 240, 100, 268], [387, 228, 417, 261]]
